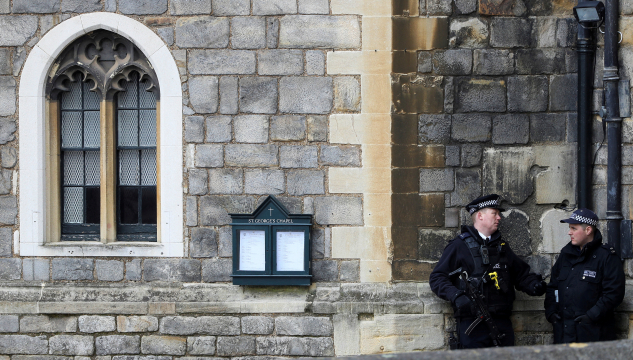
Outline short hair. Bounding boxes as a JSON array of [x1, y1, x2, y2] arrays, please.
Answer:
[[580, 223, 596, 233]]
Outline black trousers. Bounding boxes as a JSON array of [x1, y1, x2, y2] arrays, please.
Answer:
[[458, 316, 515, 349]]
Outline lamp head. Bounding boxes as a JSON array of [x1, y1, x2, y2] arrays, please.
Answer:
[[573, 1, 605, 26]]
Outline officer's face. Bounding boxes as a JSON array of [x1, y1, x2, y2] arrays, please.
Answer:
[[568, 224, 593, 248], [478, 208, 501, 235]]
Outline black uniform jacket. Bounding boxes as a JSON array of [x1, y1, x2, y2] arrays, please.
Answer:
[[544, 230, 625, 343], [430, 225, 543, 318]]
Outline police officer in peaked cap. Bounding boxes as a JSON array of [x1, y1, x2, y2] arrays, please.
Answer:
[[430, 194, 548, 348], [544, 208, 625, 344]]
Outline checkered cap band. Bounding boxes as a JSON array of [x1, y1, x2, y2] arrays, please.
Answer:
[[571, 213, 598, 226], [468, 199, 500, 214]]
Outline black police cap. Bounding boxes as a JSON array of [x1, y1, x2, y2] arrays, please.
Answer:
[[466, 194, 505, 215], [560, 208, 599, 227]]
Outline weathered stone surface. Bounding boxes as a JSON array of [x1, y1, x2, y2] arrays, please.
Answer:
[[507, 76, 548, 112], [0, 226, 10, 256], [214, 0, 250, 15], [126, 259, 142, 281], [539, 208, 573, 253], [333, 77, 361, 112], [280, 16, 360, 49], [117, 316, 159, 333], [0, 78, 16, 116], [219, 77, 239, 115], [267, 17, 280, 48], [461, 144, 482, 167], [0, 196, 16, 224], [0, 16, 37, 46], [217, 336, 256, 356], [0, 168, 11, 195], [218, 227, 232, 257], [231, 16, 266, 49], [418, 114, 451, 144], [306, 50, 325, 75], [0, 335, 48, 355], [253, 0, 297, 14], [451, 113, 491, 142], [454, 78, 506, 112], [206, 115, 232, 142], [96, 335, 140, 355], [141, 336, 186, 355], [49, 335, 93, 355], [483, 147, 534, 204], [473, 49, 514, 75], [0, 315, 17, 332], [0, 49, 9, 75], [208, 169, 243, 194], [176, 17, 229, 48], [200, 196, 255, 225], [276, 317, 333, 336], [280, 146, 318, 168], [20, 316, 77, 333], [530, 113, 566, 142], [556, 18, 577, 47], [360, 314, 444, 353], [256, 337, 334, 356], [185, 116, 204, 143], [534, 145, 576, 204], [187, 336, 216, 355], [320, 145, 360, 166], [245, 169, 285, 194], [195, 145, 224, 168], [0, 258, 18, 280], [314, 197, 362, 225], [160, 316, 240, 336], [12, 0, 59, 13], [525, 254, 552, 279], [298, 0, 329, 13], [258, 50, 303, 75], [186, 196, 198, 227], [490, 18, 533, 48], [433, 49, 472, 75], [549, 74, 577, 111], [420, 169, 454, 192], [119, 0, 167, 14], [445, 145, 460, 167], [170, 0, 211, 15], [516, 49, 566, 75], [234, 115, 269, 143], [308, 115, 328, 142], [225, 144, 278, 167], [201, 258, 232, 282], [190, 227, 218, 258], [450, 169, 482, 206], [340, 260, 360, 282], [188, 169, 208, 195], [242, 317, 274, 335], [418, 51, 433, 73], [96, 260, 124, 281], [239, 78, 278, 114], [61, 0, 101, 12], [0, 119, 15, 144], [287, 170, 324, 196], [498, 209, 531, 256], [189, 50, 256, 75], [52, 259, 93, 281], [449, 18, 488, 48], [1, 147, 16, 168], [189, 77, 219, 114], [492, 114, 529, 144], [143, 260, 201, 282], [428, 0, 452, 15], [280, 77, 333, 114], [271, 115, 306, 141], [418, 229, 453, 261]]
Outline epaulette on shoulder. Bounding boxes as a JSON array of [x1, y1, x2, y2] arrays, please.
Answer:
[[601, 244, 617, 255], [459, 233, 470, 240]]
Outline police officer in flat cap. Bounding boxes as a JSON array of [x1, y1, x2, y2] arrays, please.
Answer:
[[430, 194, 547, 349], [544, 208, 625, 344]]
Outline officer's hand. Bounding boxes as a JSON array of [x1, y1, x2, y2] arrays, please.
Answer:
[[574, 314, 592, 324], [548, 313, 562, 323], [532, 281, 547, 296], [454, 294, 471, 311]]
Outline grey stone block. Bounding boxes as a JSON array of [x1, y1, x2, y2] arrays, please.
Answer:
[[267, 17, 280, 48], [0, 0, 8, 13], [550, 74, 578, 111], [186, 196, 198, 227], [253, 0, 297, 15], [258, 50, 303, 75], [217, 336, 256, 356], [271, 115, 306, 141], [190, 227, 218, 258], [0, 16, 37, 46], [126, 259, 142, 281], [143, 259, 202, 282], [105, 0, 116, 11], [200, 196, 256, 225], [23, 258, 49, 281], [567, 113, 578, 143], [202, 258, 233, 282], [20, 316, 77, 333], [312, 260, 339, 282], [52, 259, 93, 281], [276, 317, 333, 336], [219, 77, 239, 115], [232, 17, 266, 49], [314, 197, 362, 225], [187, 336, 216, 355], [306, 50, 326, 75], [419, 114, 451, 143], [206, 115, 232, 143], [280, 15, 360, 49], [420, 169, 454, 192], [0, 335, 48, 355], [96, 335, 140, 355], [189, 77, 219, 114], [142, 336, 186, 355], [280, 77, 333, 114], [307, 116, 327, 142], [208, 169, 243, 194], [176, 17, 229, 48], [239, 78, 278, 114], [96, 260, 124, 281], [185, 116, 205, 143], [0, 196, 16, 224], [225, 144, 278, 167], [79, 316, 116, 333], [195, 145, 224, 168], [428, 0, 452, 15], [449, 18, 488, 49], [516, 49, 567, 75], [455, 0, 476, 13], [213, 0, 250, 15], [280, 146, 318, 168], [117, 316, 159, 333], [189, 50, 256, 75], [0, 77, 16, 116], [340, 260, 360, 282], [451, 114, 491, 142], [299, 0, 329, 14], [450, 169, 482, 206], [454, 78, 506, 113], [433, 49, 472, 75], [189, 169, 208, 195], [418, 51, 432, 73], [218, 227, 232, 257], [0, 227, 9, 256], [0, 119, 16, 144], [557, 18, 577, 48], [499, 209, 531, 256], [333, 77, 361, 112], [1, 147, 16, 168], [530, 113, 566, 142], [242, 317, 274, 335], [473, 49, 514, 75], [12, 0, 59, 13], [492, 114, 529, 144], [490, 18, 533, 48], [245, 169, 285, 194], [419, 229, 453, 261], [256, 336, 335, 356], [170, 0, 211, 15], [287, 170, 324, 195], [62, 0, 101, 12], [234, 115, 269, 143], [461, 144, 482, 167], [507, 76, 548, 112], [0, 49, 10, 75], [319, 145, 360, 166], [0, 169, 11, 195], [119, 0, 167, 14], [445, 145, 460, 167], [0, 315, 18, 332]]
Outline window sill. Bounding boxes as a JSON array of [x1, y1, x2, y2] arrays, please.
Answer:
[[20, 240, 182, 257]]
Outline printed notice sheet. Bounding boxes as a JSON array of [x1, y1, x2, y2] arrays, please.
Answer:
[[276, 231, 304, 272], [239, 230, 266, 271]]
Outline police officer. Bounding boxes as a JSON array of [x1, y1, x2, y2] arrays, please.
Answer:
[[544, 209, 625, 344], [430, 194, 547, 348]]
